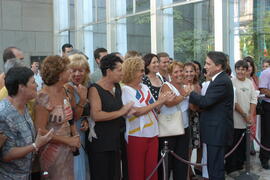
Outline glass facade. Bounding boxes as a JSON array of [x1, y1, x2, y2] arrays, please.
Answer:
[[172, 1, 214, 64], [126, 13, 151, 55], [233, 0, 270, 71], [53, 0, 270, 72]]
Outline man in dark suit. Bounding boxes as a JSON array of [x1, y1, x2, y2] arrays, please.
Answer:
[[189, 51, 234, 180]]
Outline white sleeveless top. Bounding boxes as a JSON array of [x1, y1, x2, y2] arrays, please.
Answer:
[[160, 82, 189, 128]]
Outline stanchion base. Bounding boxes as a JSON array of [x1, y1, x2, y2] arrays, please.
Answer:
[[234, 172, 259, 180]]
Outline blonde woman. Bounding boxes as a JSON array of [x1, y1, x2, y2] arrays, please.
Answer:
[[158, 61, 191, 180], [68, 54, 90, 180], [121, 57, 174, 180]]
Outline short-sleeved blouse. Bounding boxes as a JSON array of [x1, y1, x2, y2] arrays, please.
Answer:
[[0, 99, 35, 180], [122, 83, 159, 140]]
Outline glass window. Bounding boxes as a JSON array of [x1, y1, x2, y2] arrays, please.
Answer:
[[56, 31, 69, 55], [172, 1, 214, 64], [126, 0, 149, 14], [234, 0, 270, 71], [97, 0, 106, 21], [69, 30, 75, 46], [83, 0, 94, 24], [136, 0, 150, 12], [69, 0, 75, 28], [58, 0, 69, 30], [172, 0, 186, 3], [126, 13, 151, 55], [84, 23, 107, 71], [126, 0, 133, 14]]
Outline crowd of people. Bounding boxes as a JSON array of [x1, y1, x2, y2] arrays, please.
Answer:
[[0, 44, 270, 180]]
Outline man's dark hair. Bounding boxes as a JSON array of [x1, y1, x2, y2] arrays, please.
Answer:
[[62, 43, 73, 53], [3, 47, 19, 63], [5, 67, 34, 97], [157, 52, 169, 59], [235, 60, 248, 70], [263, 59, 270, 65], [94, 48, 107, 60], [100, 54, 123, 76], [111, 52, 121, 56], [143, 53, 158, 74], [206, 51, 227, 70]]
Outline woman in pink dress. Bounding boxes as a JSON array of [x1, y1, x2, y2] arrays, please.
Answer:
[[35, 56, 80, 180]]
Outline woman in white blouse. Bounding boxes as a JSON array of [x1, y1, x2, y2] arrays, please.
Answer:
[[121, 57, 173, 180]]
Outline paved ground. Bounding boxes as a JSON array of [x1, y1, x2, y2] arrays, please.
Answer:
[[188, 151, 270, 180], [225, 153, 270, 180]]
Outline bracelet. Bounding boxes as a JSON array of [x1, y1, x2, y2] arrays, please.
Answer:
[[32, 143, 39, 152]]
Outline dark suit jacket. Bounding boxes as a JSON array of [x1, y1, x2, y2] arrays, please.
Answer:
[[189, 71, 234, 146]]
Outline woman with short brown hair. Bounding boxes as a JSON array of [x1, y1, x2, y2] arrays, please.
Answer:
[[35, 55, 80, 180]]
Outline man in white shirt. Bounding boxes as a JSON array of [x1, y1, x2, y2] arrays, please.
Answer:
[[225, 60, 257, 175], [31, 61, 43, 91]]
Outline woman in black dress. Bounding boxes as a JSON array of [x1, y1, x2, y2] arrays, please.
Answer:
[[142, 53, 163, 101], [88, 54, 133, 180]]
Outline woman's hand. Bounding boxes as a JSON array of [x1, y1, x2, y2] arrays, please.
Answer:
[[80, 120, 89, 131], [182, 84, 194, 97], [35, 128, 54, 149], [245, 114, 254, 126], [121, 102, 134, 115], [76, 84, 88, 102], [158, 91, 175, 104], [68, 136, 81, 148]]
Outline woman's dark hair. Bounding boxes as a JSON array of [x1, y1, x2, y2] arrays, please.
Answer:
[[243, 56, 256, 76], [184, 62, 198, 84], [191, 60, 202, 72], [100, 54, 123, 76], [143, 53, 158, 74], [235, 60, 248, 70], [5, 67, 34, 97]]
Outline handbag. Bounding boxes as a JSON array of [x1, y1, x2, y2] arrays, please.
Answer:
[[158, 82, 185, 137], [158, 110, 185, 137]]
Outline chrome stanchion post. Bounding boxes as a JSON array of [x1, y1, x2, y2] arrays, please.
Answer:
[[163, 141, 169, 180], [235, 125, 259, 180], [246, 125, 251, 174]]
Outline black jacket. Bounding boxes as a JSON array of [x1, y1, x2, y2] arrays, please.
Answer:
[[189, 71, 234, 146]]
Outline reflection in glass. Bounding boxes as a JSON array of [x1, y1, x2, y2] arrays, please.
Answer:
[[136, 0, 150, 12], [172, 1, 214, 64], [84, 23, 107, 71], [127, 13, 151, 55], [97, 0, 106, 21], [57, 31, 69, 55], [235, 0, 270, 70], [126, 0, 133, 14]]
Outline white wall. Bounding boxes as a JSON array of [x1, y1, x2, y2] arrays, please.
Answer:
[[0, 0, 53, 72]]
